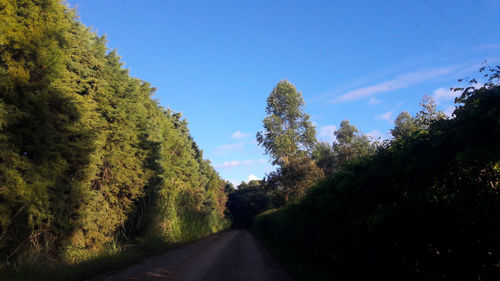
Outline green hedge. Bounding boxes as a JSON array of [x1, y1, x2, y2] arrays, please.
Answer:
[[0, 0, 228, 272], [254, 86, 500, 280]]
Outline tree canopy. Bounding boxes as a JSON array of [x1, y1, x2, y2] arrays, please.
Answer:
[[391, 96, 446, 140], [255, 77, 500, 280], [256, 80, 317, 165], [333, 120, 374, 165]]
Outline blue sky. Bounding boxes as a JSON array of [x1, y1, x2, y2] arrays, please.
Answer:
[[67, 0, 500, 186]]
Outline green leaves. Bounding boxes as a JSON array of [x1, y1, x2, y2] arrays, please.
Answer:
[[257, 80, 317, 165], [0, 0, 228, 268], [255, 80, 322, 203], [391, 96, 446, 140], [255, 84, 500, 280]]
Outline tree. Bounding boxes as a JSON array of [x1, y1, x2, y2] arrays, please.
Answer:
[[391, 96, 445, 140], [0, 0, 229, 268], [275, 157, 324, 202], [391, 111, 418, 140], [256, 80, 317, 165], [224, 181, 235, 193], [333, 120, 374, 165], [311, 121, 374, 176], [254, 81, 500, 280], [312, 141, 337, 176], [225, 180, 285, 228], [237, 180, 262, 190], [415, 95, 445, 129]]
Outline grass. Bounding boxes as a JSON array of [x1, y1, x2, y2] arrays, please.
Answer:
[[0, 236, 170, 281], [0, 230, 227, 281], [0, 211, 230, 281]]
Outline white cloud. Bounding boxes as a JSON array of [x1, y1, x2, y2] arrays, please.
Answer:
[[444, 106, 456, 118], [366, 129, 389, 140], [216, 160, 241, 169], [318, 125, 337, 143], [432, 82, 484, 104], [432, 87, 459, 104], [231, 131, 249, 140], [369, 97, 382, 105], [375, 111, 393, 122], [215, 159, 266, 169], [476, 44, 500, 50], [213, 142, 245, 155], [229, 179, 240, 187], [330, 65, 460, 103], [247, 174, 259, 181]]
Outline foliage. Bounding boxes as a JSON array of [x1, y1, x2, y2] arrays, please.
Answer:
[[312, 120, 375, 177], [254, 83, 500, 280], [266, 157, 324, 202], [391, 96, 445, 140], [253, 80, 325, 203], [415, 95, 446, 128], [256, 80, 317, 166], [311, 141, 337, 175], [391, 111, 418, 140], [225, 181, 285, 229], [0, 0, 228, 273], [332, 120, 375, 165]]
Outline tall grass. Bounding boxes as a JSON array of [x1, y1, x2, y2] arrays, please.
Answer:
[[1, 216, 229, 281]]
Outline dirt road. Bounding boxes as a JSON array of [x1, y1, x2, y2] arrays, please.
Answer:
[[93, 230, 292, 281]]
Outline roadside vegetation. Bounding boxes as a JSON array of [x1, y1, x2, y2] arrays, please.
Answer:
[[0, 1, 228, 280], [2, 1, 499, 281], [248, 72, 500, 280]]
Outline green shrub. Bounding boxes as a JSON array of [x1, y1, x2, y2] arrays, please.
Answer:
[[254, 86, 500, 280], [0, 0, 229, 275]]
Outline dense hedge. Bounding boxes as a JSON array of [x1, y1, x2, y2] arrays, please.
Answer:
[[254, 85, 500, 280], [0, 0, 227, 269]]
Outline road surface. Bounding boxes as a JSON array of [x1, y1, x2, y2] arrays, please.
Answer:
[[92, 230, 292, 281]]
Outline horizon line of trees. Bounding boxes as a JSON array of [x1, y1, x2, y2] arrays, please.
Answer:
[[226, 78, 453, 229], [247, 68, 500, 280]]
